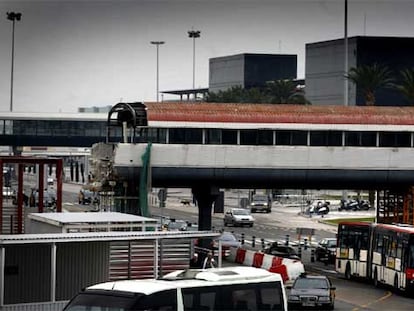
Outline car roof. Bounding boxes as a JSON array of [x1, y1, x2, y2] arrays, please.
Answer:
[[87, 267, 283, 294], [297, 274, 329, 280]]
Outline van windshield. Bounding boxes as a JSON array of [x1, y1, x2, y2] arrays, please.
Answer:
[[64, 289, 177, 311], [64, 292, 137, 310]]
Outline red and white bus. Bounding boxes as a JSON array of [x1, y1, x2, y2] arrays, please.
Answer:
[[336, 221, 414, 293]]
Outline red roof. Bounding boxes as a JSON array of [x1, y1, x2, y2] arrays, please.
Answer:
[[145, 102, 414, 125]]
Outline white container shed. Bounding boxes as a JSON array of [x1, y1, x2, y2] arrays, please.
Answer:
[[26, 212, 159, 233]]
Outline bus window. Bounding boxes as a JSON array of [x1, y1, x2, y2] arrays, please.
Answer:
[[409, 244, 414, 268]]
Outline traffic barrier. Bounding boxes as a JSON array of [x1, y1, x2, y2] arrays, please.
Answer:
[[227, 247, 305, 283], [252, 252, 264, 268], [235, 248, 246, 264], [243, 249, 255, 266]]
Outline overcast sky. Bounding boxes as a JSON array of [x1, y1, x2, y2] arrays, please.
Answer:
[[0, 0, 414, 113]]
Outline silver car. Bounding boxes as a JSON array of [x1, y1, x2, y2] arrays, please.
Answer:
[[223, 208, 254, 227]]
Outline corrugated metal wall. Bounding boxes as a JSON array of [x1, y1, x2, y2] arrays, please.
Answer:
[[56, 242, 109, 301], [4, 244, 51, 304], [158, 238, 191, 277], [1, 301, 68, 311], [109, 240, 156, 280], [109, 238, 191, 280], [1, 204, 18, 234]]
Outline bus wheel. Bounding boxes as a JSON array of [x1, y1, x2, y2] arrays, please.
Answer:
[[373, 269, 379, 287], [345, 263, 351, 280]]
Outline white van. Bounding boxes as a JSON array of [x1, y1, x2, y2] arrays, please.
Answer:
[[63, 266, 287, 310]]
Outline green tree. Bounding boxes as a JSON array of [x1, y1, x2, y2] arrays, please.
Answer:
[[395, 68, 414, 105], [207, 80, 310, 104], [346, 63, 394, 106], [265, 80, 310, 104]]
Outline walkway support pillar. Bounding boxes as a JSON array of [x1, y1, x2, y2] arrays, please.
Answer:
[[192, 186, 220, 248]]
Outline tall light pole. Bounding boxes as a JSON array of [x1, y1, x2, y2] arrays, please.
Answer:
[[188, 29, 201, 91], [150, 41, 165, 102], [344, 0, 348, 106], [7, 11, 22, 112]]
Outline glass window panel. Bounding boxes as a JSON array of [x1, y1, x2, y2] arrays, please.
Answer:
[[240, 130, 257, 145], [310, 131, 342, 146], [221, 129, 237, 145], [276, 130, 307, 145], [5, 120, 13, 134], [169, 128, 202, 144], [275, 131, 290, 145], [291, 131, 308, 145], [345, 131, 377, 147], [206, 129, 221, 144], [257, 130, 273, 145], [85, 123, 101, 136], [361, 132, 377, 146], [145, 128, 167, 143], [379, 132, 411, 147], [184, 128, 202, 144]]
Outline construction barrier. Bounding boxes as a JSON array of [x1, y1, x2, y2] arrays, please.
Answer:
[[228, 247, 304, 283]]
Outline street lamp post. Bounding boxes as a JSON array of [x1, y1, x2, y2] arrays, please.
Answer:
[[6, 11, 22, 112], [188, 30, 201, 92], [150, 41, 165, 102]]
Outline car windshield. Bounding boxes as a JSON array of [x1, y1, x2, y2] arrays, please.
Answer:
[[326, 240, 337, 247], [233, 209, 250, 215], [294, 278, 328, 289], [253, 195, 267, 201]]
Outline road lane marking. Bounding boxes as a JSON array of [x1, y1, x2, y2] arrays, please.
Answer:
[[350, 291, 393, 311]]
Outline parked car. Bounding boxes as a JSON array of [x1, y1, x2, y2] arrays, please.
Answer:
[[223, 208, 254, 227], [263, 242, 300, 260], [315, 238, 337, 263], [2, 186, 16, 198], [250, 194, 272, 213], [78, 189, 99, 205], [34, 189, 56, 207], [287, 273, 336, 310], [166, 219, 188, 231]]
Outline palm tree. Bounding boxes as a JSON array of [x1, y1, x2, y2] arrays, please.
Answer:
[[346, 63, 394, 105], [395, 68, 414, 105], [265, 79, 310, 105]]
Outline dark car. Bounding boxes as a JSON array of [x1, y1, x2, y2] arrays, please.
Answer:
[[287, 273, 336, 310], [250, 194, 272, 213], [263, 242, 300, 260], [315, 238, 337, 263]]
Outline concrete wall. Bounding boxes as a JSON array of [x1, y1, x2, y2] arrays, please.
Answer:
[[305, 38, 357, 105], [209, 54, 245, 93], [209, 54, 297, 93]]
